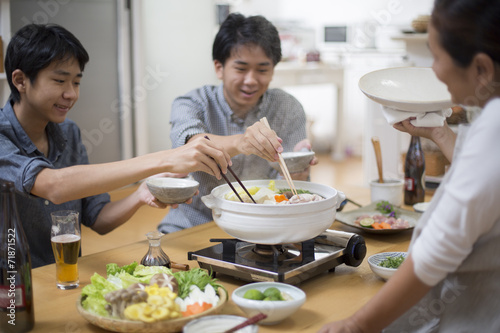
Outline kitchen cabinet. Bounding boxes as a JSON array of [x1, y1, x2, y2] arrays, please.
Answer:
[[0, 0, 10, 105], [392, 33, 432, 67]]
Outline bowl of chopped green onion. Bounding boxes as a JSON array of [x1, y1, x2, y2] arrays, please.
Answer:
[[368, 252, 407, 280]]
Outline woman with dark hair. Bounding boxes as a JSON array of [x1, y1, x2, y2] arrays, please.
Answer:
[[319, 0, 500, 332], [0, 24, 231, 267]]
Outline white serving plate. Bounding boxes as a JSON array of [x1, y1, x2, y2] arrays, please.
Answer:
[[359, 67, 452, 112], [336, 202, 421, 234]]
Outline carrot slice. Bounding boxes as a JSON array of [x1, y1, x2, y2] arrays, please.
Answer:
[[182, 302, 213, 317], [379, 222, 392, 229], [372, 222, 382, 229], [274, 194, 289, 202]]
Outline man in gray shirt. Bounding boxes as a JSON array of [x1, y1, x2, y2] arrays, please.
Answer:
[[158, 13, 316, 233]]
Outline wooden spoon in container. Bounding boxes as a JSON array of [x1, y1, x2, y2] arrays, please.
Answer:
[[371, 137, 384, 183]]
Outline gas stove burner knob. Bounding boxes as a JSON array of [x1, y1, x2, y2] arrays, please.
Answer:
[[353, 242, 367, 260], [344, 234, 367, 267]]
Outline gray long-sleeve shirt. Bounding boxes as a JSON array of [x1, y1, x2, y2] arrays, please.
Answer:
[[158, 84, 307, 233]]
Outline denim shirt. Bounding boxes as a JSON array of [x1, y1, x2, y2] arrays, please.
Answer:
[[0, 100, 110, 267]]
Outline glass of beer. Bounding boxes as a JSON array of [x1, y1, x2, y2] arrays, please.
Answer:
[[50, 210, 81, 290]]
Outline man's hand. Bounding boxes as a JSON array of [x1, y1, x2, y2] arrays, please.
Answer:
[[238, 121, 283, 161], [166, 136, 232, 179]]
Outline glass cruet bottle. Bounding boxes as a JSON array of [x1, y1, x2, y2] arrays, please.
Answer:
[[140, 231, 171, 268]]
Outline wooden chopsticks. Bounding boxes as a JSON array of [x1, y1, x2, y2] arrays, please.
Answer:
[[223, 313, 267, 333], [259, 117, 298, 196], [204, 136, 256, 203]]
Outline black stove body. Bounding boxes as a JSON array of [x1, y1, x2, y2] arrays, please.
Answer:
[[188, 229, 366, 285]]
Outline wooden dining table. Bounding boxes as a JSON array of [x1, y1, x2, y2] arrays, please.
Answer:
[[32, 199, 417, 333]]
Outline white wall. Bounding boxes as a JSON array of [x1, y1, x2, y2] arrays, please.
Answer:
[[140, 0, 434, 154], [225, 0, 433, 158], [230, 0, 433, 49], [140, 0, 218, 153], [230, 0, 433, 27]]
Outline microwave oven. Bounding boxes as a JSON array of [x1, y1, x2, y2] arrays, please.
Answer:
[[324, 26, 349, 43]]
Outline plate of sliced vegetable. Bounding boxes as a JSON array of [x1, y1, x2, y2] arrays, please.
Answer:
[[76, 262, 227, 332], [335, 201, 421, 234]]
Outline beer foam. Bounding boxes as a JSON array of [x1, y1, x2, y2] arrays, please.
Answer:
[[51, 234, 81, 243]]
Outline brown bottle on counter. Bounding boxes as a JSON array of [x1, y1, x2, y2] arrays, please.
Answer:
[[404, 136, 425, 205], [0, 181, 34, 332]]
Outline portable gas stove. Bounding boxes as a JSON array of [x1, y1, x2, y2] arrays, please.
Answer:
[[188, 229, 366, 285]]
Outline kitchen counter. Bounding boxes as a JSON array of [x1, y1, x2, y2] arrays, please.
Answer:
[[32, 204, 413, 332]]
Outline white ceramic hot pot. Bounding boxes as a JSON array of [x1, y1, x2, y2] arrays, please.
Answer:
[[201, 180, 345, 245]]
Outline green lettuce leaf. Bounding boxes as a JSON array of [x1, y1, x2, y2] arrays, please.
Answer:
[[81, 273, 120, 316], [132, 264, 172, 282], [106, 261, 138, 276], [113, 271, 144, 289], [105, 264, 172, 289], [105, 263, 120, 276]]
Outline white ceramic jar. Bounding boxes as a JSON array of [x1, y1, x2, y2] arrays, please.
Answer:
[[369, 178, 404, 207]]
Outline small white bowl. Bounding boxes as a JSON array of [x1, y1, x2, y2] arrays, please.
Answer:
[[269, 151, 315, 173], [232, 282, 306, 325], [183, 315, 258, 333], [146, 177, 199, 204], [368, 252, 407, 281], [413, 202, 430, 213]]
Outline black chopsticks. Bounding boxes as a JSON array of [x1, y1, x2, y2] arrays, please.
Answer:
[[204, 136, 256, 203]]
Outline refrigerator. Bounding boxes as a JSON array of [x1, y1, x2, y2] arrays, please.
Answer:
[[10, 0, 218, 163], [11, 0, 126, 163]]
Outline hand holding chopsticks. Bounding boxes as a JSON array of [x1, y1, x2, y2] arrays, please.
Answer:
[[204, 136, 256, 203], [259, 117, 298, 196]]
